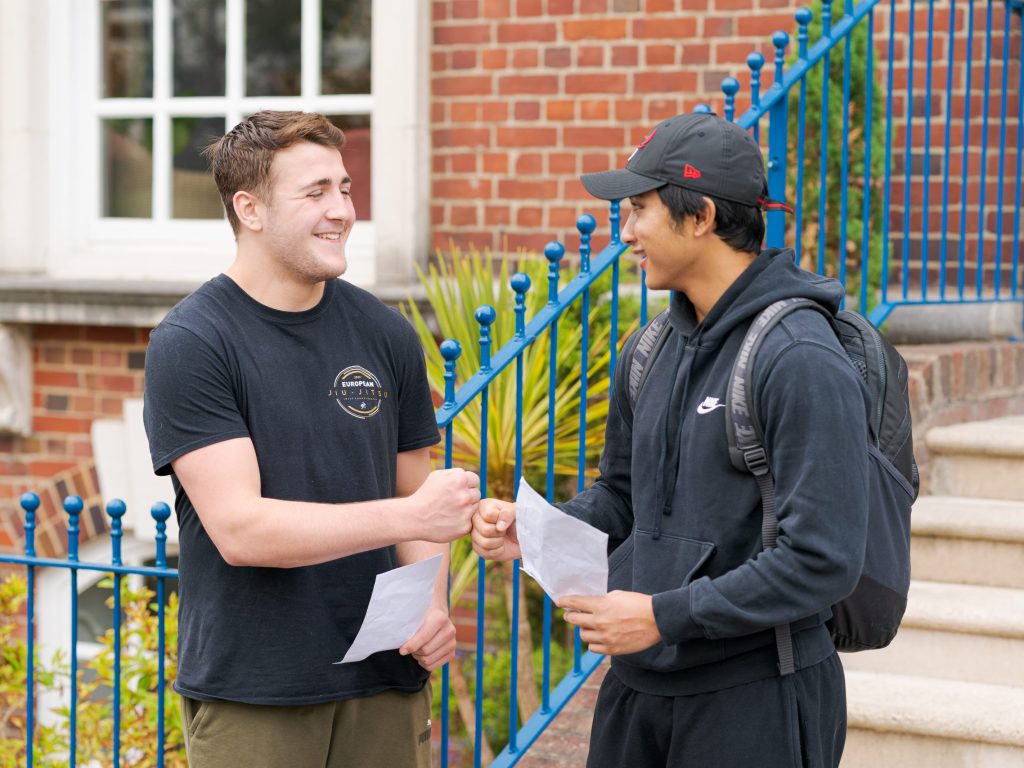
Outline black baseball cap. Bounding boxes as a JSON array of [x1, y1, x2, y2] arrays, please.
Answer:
[[581, 113, 777, 210]]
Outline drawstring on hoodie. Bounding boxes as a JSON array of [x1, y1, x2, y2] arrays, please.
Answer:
[[652, 338, 696, 540]]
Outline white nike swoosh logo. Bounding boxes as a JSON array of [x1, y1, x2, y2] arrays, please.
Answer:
[[696, 398, 726, 415]]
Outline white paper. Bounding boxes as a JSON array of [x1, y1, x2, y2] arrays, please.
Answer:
[[336, 554, 443, 664], [515, 477, 609, 601]]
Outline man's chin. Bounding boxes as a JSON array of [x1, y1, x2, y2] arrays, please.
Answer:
[[322, 254, 348, 280]]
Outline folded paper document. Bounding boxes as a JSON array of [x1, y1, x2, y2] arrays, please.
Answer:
[[516, 477, 608, 601]]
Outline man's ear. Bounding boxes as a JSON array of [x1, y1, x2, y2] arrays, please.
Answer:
[[693, 197, 717, 237], [233, 191, 263, 233]]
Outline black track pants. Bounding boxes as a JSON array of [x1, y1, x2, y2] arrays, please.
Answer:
[[586, 653, 846, 768]]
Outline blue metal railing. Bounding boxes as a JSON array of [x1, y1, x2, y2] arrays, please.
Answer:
[[4, 2, 1023, 764], [0, 494, 175, 767], [434, 213, 632, 767], [728, 0, 1023, 323]]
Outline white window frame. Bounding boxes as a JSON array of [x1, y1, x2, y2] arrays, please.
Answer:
[[44, 0, 428, 286]]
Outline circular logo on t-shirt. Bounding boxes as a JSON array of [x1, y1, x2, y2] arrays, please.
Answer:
[[329, 366, 388, 419]]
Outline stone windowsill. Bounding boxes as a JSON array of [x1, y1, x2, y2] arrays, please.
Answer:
[[0, 274, 428, 329]]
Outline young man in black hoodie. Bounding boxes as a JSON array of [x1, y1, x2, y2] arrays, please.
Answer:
[[471, 113, 870, 767]]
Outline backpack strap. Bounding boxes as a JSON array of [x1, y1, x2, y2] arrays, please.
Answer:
[[628, 309, 672, 410], [725, 298, 835, 676]]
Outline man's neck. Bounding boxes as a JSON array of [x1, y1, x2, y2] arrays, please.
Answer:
[[225, 246, 326, 312], [685, 244, 757, 324]]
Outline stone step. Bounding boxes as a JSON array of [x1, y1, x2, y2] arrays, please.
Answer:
[[926, 416, 1024, 501], [911, 496, 1024, 589], [839, 671, 1024, 765], [843, 671, 1024, 768], [842, 580, 1024, 686]]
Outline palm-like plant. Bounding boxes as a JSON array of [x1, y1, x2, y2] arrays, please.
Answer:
[[403, 246, 626, 599], [403, 244, 635, 759]]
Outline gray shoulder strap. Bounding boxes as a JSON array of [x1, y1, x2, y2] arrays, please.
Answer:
[[723, 297, 833, 677], [628, 310, 672, 410]]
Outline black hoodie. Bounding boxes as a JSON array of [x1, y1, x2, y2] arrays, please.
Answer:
[[561, 248, 870, 696]]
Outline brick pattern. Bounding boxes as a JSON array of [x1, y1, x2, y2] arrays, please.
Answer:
[[430, 0, 1022, 281], [904, 340, 1024, 490], [0, 325, 149, 558], [430, 0, 822, 255], [517, 661, 607, 767], [883, 0, 1023, 285]]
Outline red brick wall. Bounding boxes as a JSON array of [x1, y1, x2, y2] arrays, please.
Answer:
[[430, 0, 807, 255], [0, 325, 149, 561], [885, 0, 1022, 286], [429, 0, 1022, 284]]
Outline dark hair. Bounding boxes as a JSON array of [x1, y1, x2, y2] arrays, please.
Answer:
[[203, 111, 346, 234], [656, 185, 764, 254]]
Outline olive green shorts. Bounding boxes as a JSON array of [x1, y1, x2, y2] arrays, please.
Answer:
[[180, 685, 433, 768]]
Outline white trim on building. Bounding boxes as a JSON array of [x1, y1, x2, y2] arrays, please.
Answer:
[[0, 0, 428, 292]]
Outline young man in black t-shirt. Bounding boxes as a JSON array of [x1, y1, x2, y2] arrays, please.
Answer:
[[144, 111, 481, 767]]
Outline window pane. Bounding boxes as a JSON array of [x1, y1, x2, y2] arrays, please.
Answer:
[[246, 0, 301, 97], [322, 0, 371, 95], [172, 117, 226, 219], [173, 0, 226, 97], [102, 0, 154, 98], [103, 119, 153, 218], [327, 115, 371, 221]]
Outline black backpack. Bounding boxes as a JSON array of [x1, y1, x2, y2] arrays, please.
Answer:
[[628, 298, 919, 675]]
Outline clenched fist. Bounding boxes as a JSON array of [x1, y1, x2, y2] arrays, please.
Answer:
[[471, 497, 520, 561], [407, 468, 481, 542]]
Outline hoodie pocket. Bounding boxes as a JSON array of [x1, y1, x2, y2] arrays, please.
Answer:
[[632, 529, 715, 595], [616, 531, 722, 672], [607, 534, 635, 592]]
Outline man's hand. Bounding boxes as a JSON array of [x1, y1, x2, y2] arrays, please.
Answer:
[[471, 498, 520, 561], [557, 591, 662, 656], [399, 607, 457, 672], [407, 468, 481, 543]]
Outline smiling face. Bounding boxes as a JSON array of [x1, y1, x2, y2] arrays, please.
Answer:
[[623, 189, 698, 292], [257, 140, 356, 284]]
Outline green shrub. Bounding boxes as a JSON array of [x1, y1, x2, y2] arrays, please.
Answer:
[[0, 574, 185, 767]]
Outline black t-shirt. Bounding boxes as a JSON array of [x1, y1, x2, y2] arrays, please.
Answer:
[[143, 275, 440, 704]]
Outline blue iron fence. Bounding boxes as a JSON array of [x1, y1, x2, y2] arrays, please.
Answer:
[[3, 0, 1023, 765], [732, 0, 1024, 324], [0, 495, 175, 767]]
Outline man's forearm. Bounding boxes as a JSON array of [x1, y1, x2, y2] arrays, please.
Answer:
[[215, 494, 419, 568]]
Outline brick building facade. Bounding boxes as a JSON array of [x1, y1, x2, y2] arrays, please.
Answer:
[[1, 0, 1021, 560]]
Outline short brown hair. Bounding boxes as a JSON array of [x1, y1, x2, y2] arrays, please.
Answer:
[[203, 111, 346, 234]]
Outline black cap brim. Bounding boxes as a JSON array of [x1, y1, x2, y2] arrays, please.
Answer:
[[580, 169, 665, 201]]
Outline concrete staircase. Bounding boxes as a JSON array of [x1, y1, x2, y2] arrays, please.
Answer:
[[841, 416, 1024, 767]]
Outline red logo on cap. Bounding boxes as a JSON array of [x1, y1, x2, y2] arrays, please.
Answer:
[[683, 164, 702, 179], [636, 130, 657, 150]]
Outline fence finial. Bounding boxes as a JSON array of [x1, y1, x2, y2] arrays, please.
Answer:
[[772, 31, 790, 85], [63, 495, 83, 562], [440, 339, 462, 409], [511, 273, 532, 339], [106, 499, 126, 566], [747, 51, 765, 106], [151, 502, 171, 568], [20, 492, 39, 558], [693, 102, 713, 114], [475, 305, 497, 371], [544, 241, 564, 304], [721, 77, 740, 122], [796, 7, 813, 59], [577, 214, 596, 274], [821, 0, 833, 36], [609, 200, 622, 244]]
